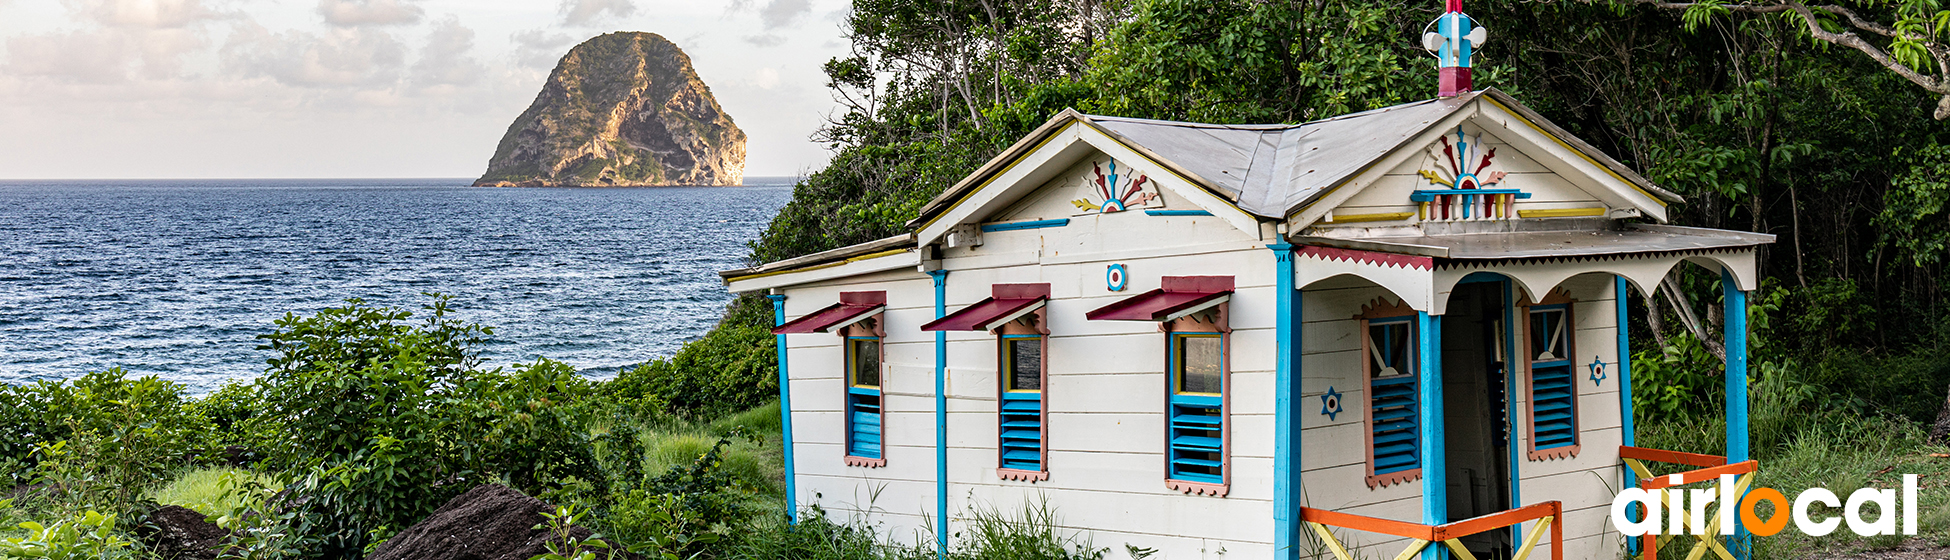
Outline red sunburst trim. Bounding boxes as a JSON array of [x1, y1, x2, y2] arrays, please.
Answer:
[[844, 456, 886, 468], [1166, 480, 1229, 497], [1297, 246, 1433, 270]]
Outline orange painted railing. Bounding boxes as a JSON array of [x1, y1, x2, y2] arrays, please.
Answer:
[[1619, 445, 1760, 560], [1299, 501, 1562, 560]]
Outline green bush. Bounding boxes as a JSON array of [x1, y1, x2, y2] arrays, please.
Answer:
[[604, 295, 778, 419], [0, 370, 214, 510], [0, 510, 134, 560], [249, 294, 493, 470]]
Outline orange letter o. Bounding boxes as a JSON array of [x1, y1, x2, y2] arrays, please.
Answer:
[[1741, 487, 1790, 537]]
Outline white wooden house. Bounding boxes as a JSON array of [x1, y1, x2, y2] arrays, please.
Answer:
[[722, 14, 1770, 557]]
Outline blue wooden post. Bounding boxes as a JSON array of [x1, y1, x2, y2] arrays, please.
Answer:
[[1616, 275, 1638, 553], [768, 294, 797, 524], [1269, 243, 1302, 560], [1722, 269, 1750, 559], [1419, 310, 1446, 560], [929, 269, 950, 559], [1504, 280, 1523, 545]]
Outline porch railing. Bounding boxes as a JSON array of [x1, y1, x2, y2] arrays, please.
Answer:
[[1299, 501, 1562, 560], [1619, 445, 1760, 560]]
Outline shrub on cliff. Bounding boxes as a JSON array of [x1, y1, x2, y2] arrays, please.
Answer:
[[604, 295, 777, 419]]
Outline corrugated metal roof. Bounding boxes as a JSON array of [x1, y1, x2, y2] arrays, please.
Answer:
[[1090, 96, 1469, 218]]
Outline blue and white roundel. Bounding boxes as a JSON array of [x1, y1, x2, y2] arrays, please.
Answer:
[[1106, 264, 1128, 292]]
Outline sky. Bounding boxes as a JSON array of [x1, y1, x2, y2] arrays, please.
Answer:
[[0, 0, 851, 179]]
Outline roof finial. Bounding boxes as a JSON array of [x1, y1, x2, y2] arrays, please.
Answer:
[[1422, 0, 1488, 98]]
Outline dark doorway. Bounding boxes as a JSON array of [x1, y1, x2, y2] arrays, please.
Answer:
[[1442, 280, 1513, 558]]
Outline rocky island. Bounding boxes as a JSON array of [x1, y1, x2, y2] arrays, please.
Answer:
[[475, 32, 746, 187]]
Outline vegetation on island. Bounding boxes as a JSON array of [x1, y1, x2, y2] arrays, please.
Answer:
[[7, 1, 1950, 559]]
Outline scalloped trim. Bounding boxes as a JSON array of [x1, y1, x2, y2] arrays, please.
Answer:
[[1528, 445, 1580, 461], [1366, 469, 1422, 489], [997, 468, 1049, 482], [844, 456, 887, 468], [1165, 480, 1229, 497]]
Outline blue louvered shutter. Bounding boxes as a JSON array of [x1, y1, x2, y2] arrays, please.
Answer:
[[846, 337, 883, 459], [1167, 333, 1225, 484], [1366, 318, 1419, 480], [1528, 306, 1577, 452], [1000, 335, 1044, 471]]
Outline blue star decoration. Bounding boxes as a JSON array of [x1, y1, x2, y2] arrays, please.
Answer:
[[1320, 387, 1344, 420], [1588, 355, 1607, 386]]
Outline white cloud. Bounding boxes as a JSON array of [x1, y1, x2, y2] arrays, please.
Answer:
[[411, 16, 482, 87], [317, 0, 424, 27], [742, 33, 783, 47], [753, 66, 778, 89], [558, 0, 634, 26], [221, 22, 407, 88], [3, 30, 135, 83], [511, 29, 576, 70], [728, 0, 811, 30], [757, 0, 808, 30], [68, 0, 226, 29]]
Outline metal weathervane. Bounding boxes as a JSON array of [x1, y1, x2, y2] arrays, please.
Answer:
[[1422, 0, 1488, 98]]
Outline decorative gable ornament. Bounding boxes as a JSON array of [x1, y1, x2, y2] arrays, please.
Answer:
[[1071, 159, 1162, 214], [1411, 127, 1530, 221]]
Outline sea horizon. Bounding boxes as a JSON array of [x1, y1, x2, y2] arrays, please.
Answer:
[[0, 179, 793, 393]]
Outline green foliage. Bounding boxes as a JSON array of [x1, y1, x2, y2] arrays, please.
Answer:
[[1881, 142, 1950, 268], [529, 504, 641, 560], [250, 294, 492, 470], [605, 295, 778, 419], [0, 370, 214, 512], [0, 510, 133, 560], [144, 468, 277, 519], [1084, 0, 1423, 123]]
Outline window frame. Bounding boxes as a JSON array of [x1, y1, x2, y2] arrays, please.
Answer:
[[1162, 303, 1230, 497], [1357, 297, 1423, 489], [993, 307, 1050, 481], [840, 316, 888, 468], [1522, 288, 1581, 461]]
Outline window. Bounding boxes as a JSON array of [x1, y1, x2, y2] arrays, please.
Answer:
[[999, 334, 1046, 476], [1359, 297, 1421, 488], [1525, 297, 1579, 460], [843, 320, 887, 467], [1167, 331, 1226, 489]]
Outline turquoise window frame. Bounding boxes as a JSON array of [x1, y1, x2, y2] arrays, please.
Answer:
[[1526, 304, 1578, 454], [845, 336, 883, 460], [999, 334, 1045, 473], [1167, 332, 1226, 485], [1364, 315, 1422, 484]]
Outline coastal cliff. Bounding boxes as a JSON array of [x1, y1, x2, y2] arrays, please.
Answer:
[[475, 32, 746, 187]]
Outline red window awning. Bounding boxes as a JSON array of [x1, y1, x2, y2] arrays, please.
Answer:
[[920, 284, 1050, 332], [772, 291, 886, 334], [1085, 276, 1233, 322]]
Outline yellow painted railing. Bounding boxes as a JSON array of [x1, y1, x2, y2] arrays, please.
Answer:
[[1299, 501, 1562, 560], [1619, 445, 1760, 560]]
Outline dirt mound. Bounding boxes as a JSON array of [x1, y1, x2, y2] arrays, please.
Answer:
[[137, 505, 227, 560], [366, 484, 627, 560]]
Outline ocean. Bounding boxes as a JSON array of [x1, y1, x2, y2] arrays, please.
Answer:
[[0, 178, 794, 393]]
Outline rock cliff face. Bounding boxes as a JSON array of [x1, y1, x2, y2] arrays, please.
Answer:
[[475, 32, 745, 187]]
